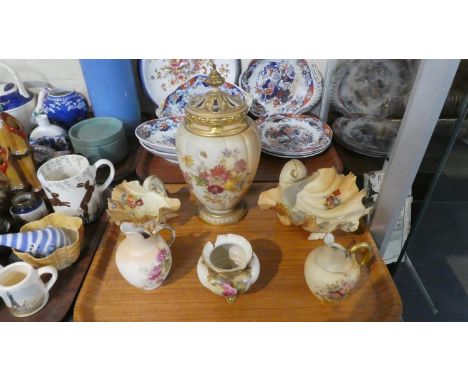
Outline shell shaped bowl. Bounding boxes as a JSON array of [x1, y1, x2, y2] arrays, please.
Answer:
[[12, 212, 84, 270]]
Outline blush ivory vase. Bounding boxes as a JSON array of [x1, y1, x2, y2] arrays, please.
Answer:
[[176, 64, 261, 225]]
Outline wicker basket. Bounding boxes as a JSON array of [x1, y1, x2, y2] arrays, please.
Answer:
[[12, 213, 84, 270]]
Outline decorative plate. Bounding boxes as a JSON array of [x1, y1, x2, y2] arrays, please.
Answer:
[[139, 141, 178, 163], [330, 59, 416, 116], [139, 59, 241, 107], [135, 117, 182, 152], [256, 114, 332, 158], [240, 60, 322, 117], [332, 116, 400, 157], [156, 75, 252, 118]]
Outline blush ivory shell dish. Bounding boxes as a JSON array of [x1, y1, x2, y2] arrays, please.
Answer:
[[258, 160, 371, 239]]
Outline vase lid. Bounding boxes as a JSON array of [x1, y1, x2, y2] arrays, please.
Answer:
[[184, 62, 249, 137]]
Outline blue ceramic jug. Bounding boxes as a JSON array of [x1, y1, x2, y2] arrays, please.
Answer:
[[38, 88, 88, 129]]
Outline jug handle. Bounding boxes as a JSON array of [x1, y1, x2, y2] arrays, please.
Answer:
[[349, 243, 373, 267], [0, 62, 29, 98], [151, 224, 176, 247], [0, 290, 12, 308], [92, 159, 115, 193], [37, 265, 58, 292]]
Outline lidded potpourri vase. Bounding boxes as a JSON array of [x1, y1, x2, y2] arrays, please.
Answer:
[[176, 63, 261, 225]]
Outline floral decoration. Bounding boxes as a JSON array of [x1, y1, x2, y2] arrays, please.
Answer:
[[151, 59, 232, 93], [314, 280, 355, 302], [179, 148, 251, 208], [142, 247, 171, 288], [257, 114, 332, 155]]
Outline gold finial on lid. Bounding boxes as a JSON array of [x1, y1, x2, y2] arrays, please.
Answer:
[[205, 61, 225, 88]]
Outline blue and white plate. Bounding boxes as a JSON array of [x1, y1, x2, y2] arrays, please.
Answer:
[[139, 141, 178, 164], [135, 117, 183, 153], [139, 59, 241, 107], [156, 75, 252, 118], [240, 60, 322, 117], [256, 114, 332, 158]]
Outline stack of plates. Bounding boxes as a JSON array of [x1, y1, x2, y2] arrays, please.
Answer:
[[332, 116, 399, 158], [256, 114, 332, 158], [135, 117, 182, 164]]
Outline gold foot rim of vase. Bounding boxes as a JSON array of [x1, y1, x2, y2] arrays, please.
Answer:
[[197, 200, 247, 226]]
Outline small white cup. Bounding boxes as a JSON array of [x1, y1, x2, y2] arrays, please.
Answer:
[[0, 262, 58, 317]]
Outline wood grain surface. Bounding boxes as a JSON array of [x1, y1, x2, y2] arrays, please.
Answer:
[[74, 183, 402, 322], [136, 145, 344, 183], [0, 214, 109, 322]]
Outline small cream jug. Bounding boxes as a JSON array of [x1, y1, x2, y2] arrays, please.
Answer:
[[115, 222, 175, 290], [0, 262, 58, 317], [304, 242, 372, 302]]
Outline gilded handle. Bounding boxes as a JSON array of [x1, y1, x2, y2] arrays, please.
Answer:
[[349, 242, 373, 267], [152, 224, 176, 248]]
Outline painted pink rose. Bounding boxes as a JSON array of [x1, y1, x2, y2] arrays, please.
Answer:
[[234, 159, 247, 173], [222, 284, 237, 297], [207, 185, 224, 194]]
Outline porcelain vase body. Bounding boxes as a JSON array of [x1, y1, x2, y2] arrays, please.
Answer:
[[115, 223, 174, 290], [176, 118, 260, 223]]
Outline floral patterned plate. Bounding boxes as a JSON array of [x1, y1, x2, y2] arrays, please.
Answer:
[[240, 60, 322, 117], [156, 75, 252, 118], [139, 59, 241, 107], [332, 116, 400, 157], [135, 117, 183, 153], [256, 114, 332, 158]]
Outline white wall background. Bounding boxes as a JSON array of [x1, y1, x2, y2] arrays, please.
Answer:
[[0, 59, 328, 114]]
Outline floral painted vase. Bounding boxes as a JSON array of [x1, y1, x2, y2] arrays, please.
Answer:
[[176, 64, 261, 225], [197, 234, 260, 302], [115, 222, 175, 290], [38, 88, 88, 128], [304, 242, 373, 302]]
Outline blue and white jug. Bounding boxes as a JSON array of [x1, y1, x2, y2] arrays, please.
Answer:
[[0, 226, 71, 258]]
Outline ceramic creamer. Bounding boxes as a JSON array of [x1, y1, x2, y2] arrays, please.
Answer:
[[115, 222, 175, 290], [304, 242, 372, 302]]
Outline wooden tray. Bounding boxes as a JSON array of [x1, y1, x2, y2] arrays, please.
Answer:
[[74, 183, 402, 322], [0, 213, 109, 322], [136, 144, 343, 183]]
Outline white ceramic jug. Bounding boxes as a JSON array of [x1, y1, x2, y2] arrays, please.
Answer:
[[115, 222, 175, 290], [304, 242, 372, 302]]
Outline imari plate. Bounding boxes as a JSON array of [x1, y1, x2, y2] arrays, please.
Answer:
[[256, 114, 332, 158], [240, 59, 322, 117], [330, 59, 416, 116], [139, 59, 241, 107], [135, 117, 183, 153], [332, 116, 400, 157], [156, 75, 252, 118]]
